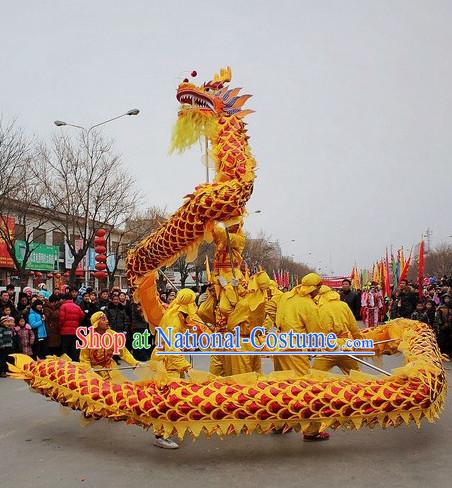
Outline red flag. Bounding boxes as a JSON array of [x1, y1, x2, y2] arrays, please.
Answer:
[[385, 250, 392, 298], [399, 247, 412, 284], [418, 240, 425, 299]]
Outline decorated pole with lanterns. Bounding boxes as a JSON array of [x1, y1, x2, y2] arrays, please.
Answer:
[[93, 228, 108, 284]]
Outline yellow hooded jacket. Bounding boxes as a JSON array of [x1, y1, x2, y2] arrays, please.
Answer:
[[151, 289, 198, 375], [274, 273, 324, 376], [317, 286, 363, 340]]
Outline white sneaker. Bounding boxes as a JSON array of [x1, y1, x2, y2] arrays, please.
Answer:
[[153, 437, 179, 449]]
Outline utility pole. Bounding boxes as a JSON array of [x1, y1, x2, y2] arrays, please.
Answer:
[[424, 228, 432, 254]]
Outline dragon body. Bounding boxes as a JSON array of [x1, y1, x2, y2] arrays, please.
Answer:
[[9, 320, 446, 438]]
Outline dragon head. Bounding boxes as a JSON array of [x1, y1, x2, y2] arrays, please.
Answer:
[[170, 67, 253, 153], [176, 67, 253, 118]]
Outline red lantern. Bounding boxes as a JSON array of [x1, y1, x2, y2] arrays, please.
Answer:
[[94, 245, 107, 254], [75, 269, 84, 277], [95, 262, 107, 271], [93, 271, 107, 280], [94, 237, 106, 246], [95, 254, 107, 262], [95, 229, 107, 237]]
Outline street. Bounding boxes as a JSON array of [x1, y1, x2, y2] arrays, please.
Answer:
[[0, 354, 449, 488]]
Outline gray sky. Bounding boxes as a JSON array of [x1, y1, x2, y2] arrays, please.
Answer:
[[2, 1, 452, 274]]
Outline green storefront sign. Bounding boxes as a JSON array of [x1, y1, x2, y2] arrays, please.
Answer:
[[15, 240, 59, 271]]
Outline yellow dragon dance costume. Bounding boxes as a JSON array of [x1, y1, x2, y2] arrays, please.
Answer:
[[8, 67, 446, 439]]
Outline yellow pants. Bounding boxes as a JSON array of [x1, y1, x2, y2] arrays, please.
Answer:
[[223, 353, 262, 376], [312, 356, 360, 374], [209, 354, 225, 375], [273, 355, 310, 376]]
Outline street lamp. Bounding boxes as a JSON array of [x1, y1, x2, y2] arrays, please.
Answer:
[[53, 109, 140, 285], [54, 108, 140, 134]]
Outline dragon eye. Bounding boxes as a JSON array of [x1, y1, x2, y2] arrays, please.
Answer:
[[205, 87, 210, 92]]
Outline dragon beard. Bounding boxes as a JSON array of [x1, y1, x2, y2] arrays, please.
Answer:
[[170, 109, 219, 154]]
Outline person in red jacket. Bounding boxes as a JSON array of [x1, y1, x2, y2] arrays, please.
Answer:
[[59, 293, 85, 361]]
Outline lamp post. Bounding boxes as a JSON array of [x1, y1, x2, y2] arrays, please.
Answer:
[[54, 109, 140, 285]]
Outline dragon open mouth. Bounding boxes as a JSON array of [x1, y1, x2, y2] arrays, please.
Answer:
[[176, 90, 214, 110]]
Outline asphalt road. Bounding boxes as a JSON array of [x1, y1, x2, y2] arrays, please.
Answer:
[[0, 355, 449, 488]]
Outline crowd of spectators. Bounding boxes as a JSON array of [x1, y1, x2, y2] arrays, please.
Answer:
[[0, 284, 153, 376]]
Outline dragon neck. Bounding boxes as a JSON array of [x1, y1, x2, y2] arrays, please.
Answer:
[[210, 115, 255, 182]]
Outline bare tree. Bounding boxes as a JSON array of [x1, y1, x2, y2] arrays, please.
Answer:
[[36, 131, 140, 285], [192, 241, 215, 286], [409, 242, 452, 280], [243, 231, 280, 273], [0, 120, 54, 283], [0, 118, 29, 202]]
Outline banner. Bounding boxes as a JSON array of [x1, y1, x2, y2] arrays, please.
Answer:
[[65, 239, 85, 270], [106, 253, 116, 271], [15, 240, 59, 271], [88, 247, 97, 271], [0, 216, 15, 268]]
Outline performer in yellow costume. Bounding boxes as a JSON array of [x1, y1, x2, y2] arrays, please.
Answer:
[[275, 272, 329, 441], [212, 222, 246, 317], [274, 272, 324, 375], [151, 288, 197, 378], [79, 311, 139, 379], [224, 270, 272, 375], [263, 280, 283, 331], [313, 285, 363, 374]]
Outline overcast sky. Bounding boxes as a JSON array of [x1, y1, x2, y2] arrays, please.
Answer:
[[2, 1, 451, 274]]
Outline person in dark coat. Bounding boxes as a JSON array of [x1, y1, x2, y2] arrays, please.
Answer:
[[130, 302, 152, 361], [79, 292, 99, 328], [98, 289, 110, 312], [394, 280, 418, 318], [339, 279, 361, 320], [0, 290, 17, 318], [434, 294, 452, 357], [106, 295, 130, 334], [43, 295, 62, 356]]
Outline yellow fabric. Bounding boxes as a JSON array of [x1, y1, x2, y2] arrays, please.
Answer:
[[226, 271, 270, 334], [223, 341, 262, 376], [197, 291, 216, 324], [168, 288, 198, 317], [246, 271, 271, 311], [209, 354, 225, 375], [274, 290, 325, 376], [287, 272, 322, 298], [313, 356, 359, 374], [151, 295, 195, 374], [317, 287, 363, 340], [312, 286, 363, 374], [79, 329, 139, 379], [90, 311, 104, 328], [222, 272, 270, 375], [263, 286, 283, 331]]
